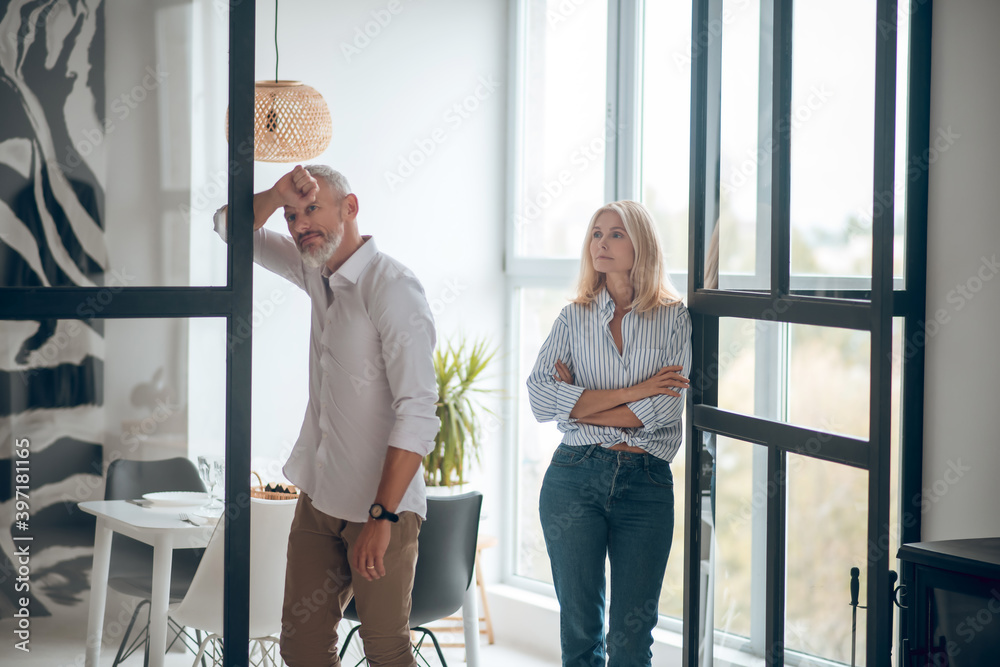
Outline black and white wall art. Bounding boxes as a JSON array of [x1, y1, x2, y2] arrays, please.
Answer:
[[0, 0, 107, 619]]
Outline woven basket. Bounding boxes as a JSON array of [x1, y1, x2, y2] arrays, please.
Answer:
[[226, 80, 333, 163], [251, 471, 298, 501]]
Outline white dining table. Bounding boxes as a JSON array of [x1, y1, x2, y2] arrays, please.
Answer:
[[79, 500, 216, 667]]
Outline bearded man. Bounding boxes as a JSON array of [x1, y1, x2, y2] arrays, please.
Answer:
[[213, 165, 438, 666]]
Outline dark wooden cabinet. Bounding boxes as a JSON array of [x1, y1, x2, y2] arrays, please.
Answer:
[[897, 538, 1000, 667]]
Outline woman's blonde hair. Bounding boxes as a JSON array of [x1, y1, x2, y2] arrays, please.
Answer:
[[572, 200, 683, 313]]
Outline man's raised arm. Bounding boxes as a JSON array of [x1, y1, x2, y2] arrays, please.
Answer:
[[215, 165, 320, 233]]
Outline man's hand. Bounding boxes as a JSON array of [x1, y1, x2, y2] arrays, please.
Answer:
[[272, 165, 319, 210], [353, 519, 392, 581], [251, 165, 320, 230]]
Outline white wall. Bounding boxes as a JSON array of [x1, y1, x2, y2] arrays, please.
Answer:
[[245, 0, 508, 543], [100, 0, 508, 506], [102, 0, 510, 607], [104, 0, 198, 462], [922, 0, 1000, 540]]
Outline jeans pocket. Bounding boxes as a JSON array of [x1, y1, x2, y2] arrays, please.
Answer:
[[549, 445, 590, 468], [645, 458, 674, 488]]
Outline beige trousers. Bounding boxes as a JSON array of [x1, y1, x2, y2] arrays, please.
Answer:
[[279, 492, 421, 667]]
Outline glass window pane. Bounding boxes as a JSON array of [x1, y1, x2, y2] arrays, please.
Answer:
[[718, 317, 757, 416], [641, 0, 693, 274], [515, 0, 609, 258], [1, 3, 231, 290], [715, 0, 767, 291], [790, 1, 876, 286], [785, 453, 869, 664], [716, 320, 870, 439], [659, 437, 686, 620], [707, 437, 762, 644], [889, 317, 903, 648], [892, 4, 910, 283], [516, 285, 575, 582], [0, 316, 228, 663], [788, 323, 870, 440]]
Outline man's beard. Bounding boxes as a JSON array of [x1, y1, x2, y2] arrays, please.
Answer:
[[299, 229, 343, 269]]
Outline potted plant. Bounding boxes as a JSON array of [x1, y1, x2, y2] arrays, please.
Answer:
[[423, 337, 500, 488]]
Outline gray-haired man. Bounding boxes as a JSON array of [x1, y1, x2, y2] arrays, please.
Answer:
[[214, 165, 438, 666]]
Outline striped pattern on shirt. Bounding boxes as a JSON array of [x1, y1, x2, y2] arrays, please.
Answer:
[[526, 287, 692, 462]]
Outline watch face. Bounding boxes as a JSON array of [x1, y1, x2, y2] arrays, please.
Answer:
[[370, 504, 382, 518]]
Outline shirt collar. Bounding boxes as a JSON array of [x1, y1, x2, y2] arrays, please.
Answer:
[[597, 286, 615, 314], [325, 236, 378, 286]]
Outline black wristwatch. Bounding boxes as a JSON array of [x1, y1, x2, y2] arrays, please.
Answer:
[[368, 503, 399, 522]]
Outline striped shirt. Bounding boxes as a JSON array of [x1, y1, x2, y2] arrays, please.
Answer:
[[526, 288, 692, 462]]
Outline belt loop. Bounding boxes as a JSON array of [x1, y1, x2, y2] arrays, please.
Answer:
[[585, 443, 600, 457]]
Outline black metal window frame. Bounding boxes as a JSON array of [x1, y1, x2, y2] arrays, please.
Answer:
[[682, 0, 931, 665], [0, 3, 257, 664]]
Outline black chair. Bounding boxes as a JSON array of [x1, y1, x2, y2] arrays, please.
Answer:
[[103, 457, 208, 666], [339, 491, 484, 667]]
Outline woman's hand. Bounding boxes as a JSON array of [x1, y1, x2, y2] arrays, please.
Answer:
[[554, 360, 574, 384], [634, 365, 690, 399]]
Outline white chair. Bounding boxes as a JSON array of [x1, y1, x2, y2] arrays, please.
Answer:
[[170, 497, 297, 667]]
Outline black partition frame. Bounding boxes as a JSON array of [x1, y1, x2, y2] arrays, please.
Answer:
[[0, 2, 256, 664], [681, 1, 932, 665]]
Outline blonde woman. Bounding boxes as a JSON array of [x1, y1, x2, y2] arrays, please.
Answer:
[[526, 201, 692, 667]]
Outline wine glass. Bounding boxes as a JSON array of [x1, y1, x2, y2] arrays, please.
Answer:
[[213, 458, 225, 506], [197, 455, 224, 512]]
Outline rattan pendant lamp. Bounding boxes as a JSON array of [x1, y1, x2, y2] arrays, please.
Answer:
[[228, 0, 333, 162]]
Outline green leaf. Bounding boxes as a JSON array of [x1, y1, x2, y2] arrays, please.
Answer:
[[423, 335, 502, 487]]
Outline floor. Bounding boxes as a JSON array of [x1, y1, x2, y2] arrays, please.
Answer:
[[0, 590, 557, 667]]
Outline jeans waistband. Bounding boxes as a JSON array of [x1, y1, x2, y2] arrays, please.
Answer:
[[558, 442, 667, 465]]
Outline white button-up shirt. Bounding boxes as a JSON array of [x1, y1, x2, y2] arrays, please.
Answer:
[[526, 288, 692, 462], [214, 210, 439, 521]]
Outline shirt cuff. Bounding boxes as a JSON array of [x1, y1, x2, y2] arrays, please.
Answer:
[[554, 382, 585, 421], [626, 397, 657, 428], [387, 427, 436, 458], [213, 205, 228, 242]]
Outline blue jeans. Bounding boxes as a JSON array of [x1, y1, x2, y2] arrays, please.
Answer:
[[539, 443, 675, 667]]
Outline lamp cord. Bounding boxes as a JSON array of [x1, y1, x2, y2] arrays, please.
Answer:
[[274, 0, 279, 81]]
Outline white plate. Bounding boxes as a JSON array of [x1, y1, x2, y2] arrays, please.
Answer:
[[192, 507, 224, 520], [142, 491, 211, 507]]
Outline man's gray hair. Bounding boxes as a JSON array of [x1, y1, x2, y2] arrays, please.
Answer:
[[305, 165, 352, 198]]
